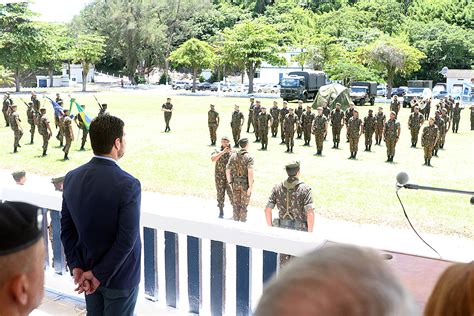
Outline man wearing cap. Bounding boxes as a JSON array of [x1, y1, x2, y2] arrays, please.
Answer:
[[295, 100, 304, 139], [31, 92, 41, 111], [265, 161, 314, 265], [247, 97, 255, 133], [257, 106, 273, 150], [329, 103, 344, 149], [12, 171, 26, 185], [62, 109, 74, 160], [451, 102, 462, 133], [38, 107, 52, 156], [9, 104, 23, 153], [423, 97, 431, 120], [363, 109, 376, 152], [253, 100, 262, 142], [279, 101, 289, 144], [226, 138, 254, 222], [312, 107, 328, 156], [211, 136, 234, 218], [283, 108, 298, 153], [408, 106, 424, 147], [162, 97, 173, 132], [390, 95, 400, 118], [375, 107, 386, 146], [270, 101, 280, 137], [98, 103, 108, 116], [230, 105, 245, 148], [26, 101, 37, 144], [439, 108, 450, 149], [421, 117, 439, 166], [208, 104, 220, 146], [0, 201, 45, 316], [301, 106, 315, 146], [433, 110, 445, 157], [344, 103, 355, 142], [74, 105, 89, 151], [2, 93, 12, 127], [347, 109, 363, 159], [57, 101, 65, 147], [383, 111, 401, 162]]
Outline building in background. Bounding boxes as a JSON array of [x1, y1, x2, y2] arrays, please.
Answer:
[[36, 63, 95, 88]]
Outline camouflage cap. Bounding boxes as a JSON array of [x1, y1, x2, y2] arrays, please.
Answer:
[[285, 161, 300, 169], [12, 170, 26, 179], [238, 138, 249, 147], [283, 101, 288, 104], [221, 136, 230, 141], [51, 176, 65, 184]]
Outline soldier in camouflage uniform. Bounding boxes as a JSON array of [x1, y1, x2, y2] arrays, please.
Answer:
[[162, 97, 173, 132], [390, 95, 401, 118], [408, 106, 424, 147], [230, 105, 245, 148], [211, 136, 234, 218], [329, 103, 344, 149], [38, 107, 52, 157], [74, 105, 89, 151], [31, 92, 41, 112], [451, 102, 462, 133], [257, 106, 272, 150], [322, 102, 330, 140], [439, 108, 450, 149], [301, 106, 315, 146], [270, 101, 280, 137], [62, 109, 74, 160], [9, 105, 23, 153], [208, 104, 220, 145], [56, 101, 65, 147], [344, 103, 355, 142], [421, 117, 439, 166], [375, 107, 386, 146], [363, 109, 376, 152], [283, 108, 298, 153], [2, 93, 12, 127], [226, 138, 254, 222], [295, 100, 304, 139], [470, 104, 474, 130], [383, 111, 401, 162], [347, 109, 362, 159], [253, 100, 262, 142], [98, 103, 108, 116], [312, 107, 328, 156], [432, 110, 444, 157], [247, 97, 255, 133], [264, 161, 314, 265], [279, 101, 289, 144], [26, 101, 37, 144]]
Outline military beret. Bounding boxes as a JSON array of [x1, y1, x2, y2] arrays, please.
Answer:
[[210, 104, 215, 107], [51, 176, 65, 184], [250, 97, 255, 100], [12, 170, 26, 179], [0, 202, 43, 256], [28, 102, 33, 105], [285, 161, 300, 169]]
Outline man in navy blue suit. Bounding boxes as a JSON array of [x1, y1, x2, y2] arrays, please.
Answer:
[[61, 114, 141, 315]]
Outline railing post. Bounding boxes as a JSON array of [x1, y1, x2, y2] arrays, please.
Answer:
[[41, 209, 50, 269], [210, 240, 225, 316], [187, 236, 201, 314], [165, 231, 179, 308], [236, 245, 251, 316], [50, 210, 65, 274], [262, 251, 278, 284], [144, 227, 158, 300]]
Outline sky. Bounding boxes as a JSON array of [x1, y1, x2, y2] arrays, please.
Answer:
[[20, 0, 92, 23]]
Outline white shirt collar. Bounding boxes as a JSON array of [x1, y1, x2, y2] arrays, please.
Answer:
[[93, 155, 118, 165]]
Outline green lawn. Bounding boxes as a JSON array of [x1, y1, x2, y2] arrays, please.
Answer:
[[1, 91, 473, 238]]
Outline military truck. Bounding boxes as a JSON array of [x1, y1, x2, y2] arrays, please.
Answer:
[[349, 81, 377, 106], [403, 80, 433, 108], [280, 70, 326, 102]]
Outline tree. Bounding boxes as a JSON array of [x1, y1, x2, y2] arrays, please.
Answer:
[[355, 0, 404, 35], [70, 34, 106, 92], [169, 38, 214, 92], [0, 66, 14, 87], [222, 19, 286, 94], [408, 0, 473, 29], [326, 61, 382, 86]]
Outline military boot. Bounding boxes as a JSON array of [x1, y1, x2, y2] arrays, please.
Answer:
[[353, 152, 357, 159], [30, 135, 34, 144], [42, 150, 47, 157], [13, 146, 17, 153], [64, 153, 69, 160], [428, 159, 432, 166], [368, 145, 372, 151], [286, 146, 290, 153], [218, 207, 224, 219]]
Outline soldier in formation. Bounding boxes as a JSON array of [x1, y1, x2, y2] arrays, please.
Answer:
[[62, 109, 74, 160], [257, 106, 272, 150], [56, 101, 64, 147], [230, 105, 245, 148], [74, 105, 89, 151], [207, 104, 219, 145], [253, 100, 262, 142], [363, 109, 376, 152], [295, 100, 304, 139], [9, 104, 23, 153], [270, 101, 280, 137], [451, 101, 462, 133], [421, 117, 439, 167], [2, 93, 12, 127], [162, 97, 173, 132], [283, 108, 298, 153], [312, 107, 328, 156], [26, 101, 38, 144], [432, 110, 445, 157], [344, 103, 355, 142], [408, 106, 424, 147], [329, 103, 344, 149], [211, 136, 234, 218], [246, 97, 255, 133], [383, 111, 401, 163], [439, 108, 450, 149], [31, 92, 40, 112], [322, 102, 330, 140], [470, 104, 474, 130], [37, 107, 52, 157], [301, 106, 315, 146], [347, 109, 362, 159], [226, 138, 254, 222], [374, 107, 386, 146], [390, 95, 401, 118], [279, 101, 289, 144], [98, 103, 108, 116], [264, 161, 314, 265]]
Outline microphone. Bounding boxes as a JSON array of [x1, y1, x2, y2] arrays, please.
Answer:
[[396, 172, 409, 190]]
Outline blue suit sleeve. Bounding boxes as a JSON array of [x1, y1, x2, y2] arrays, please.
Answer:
[[60, 190, 81, 271], [92, 178, 141, 286]]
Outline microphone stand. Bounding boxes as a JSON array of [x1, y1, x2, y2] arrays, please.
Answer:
[[403, 184, 474, 196]]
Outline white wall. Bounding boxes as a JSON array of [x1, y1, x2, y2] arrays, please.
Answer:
[[446, 77, 473, 93]]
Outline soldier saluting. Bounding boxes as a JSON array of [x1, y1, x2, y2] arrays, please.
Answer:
[[264, 161, 314, 265], [211, 136, 234, 218], [37, 107, 52, 157], [383, 111, 401, 163]]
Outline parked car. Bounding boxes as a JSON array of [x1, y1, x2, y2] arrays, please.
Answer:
[[196, 82, 217, 91], [172, 81, 191, 90], [258, 84, 280, 94], [432, 90, 449, 99], [223, 83, 242, 92], [376, 86, 386, 97], [391, 87, 406, 97]]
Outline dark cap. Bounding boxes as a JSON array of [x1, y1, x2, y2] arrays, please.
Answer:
[[285, 161, 300, 169], [368, 109, 373, 113], [12, 170, 26, 180], [0, 202, 43, 256], [238, 138, 249, 147]]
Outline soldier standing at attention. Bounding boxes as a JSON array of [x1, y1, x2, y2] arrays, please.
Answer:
[[330, 103, 344, 149], [374, 107, 386, 146], [98, 103, 108, 116], [257, 106, 272, 150], [439, 108, 450, 149], [74, 105, 89, 151], [253, 100, 262, 142], [31, 92, 40, 112], [451, 101, 462, 133], [322, 102, 330, 140], [423, 97, 431, 120], [226, 138, 254, 222], [231, 105, 245, 147], [208, 104, 219, 146], [57, 101, 65, 147], [279, 101, 289, 144], [26, 101, 37, 144], [62, 109, 74, 160], [390, 95, 401, 118], [408, 106, 424, 147], [432, 110, 444, 157], [211, 136, 234, 218], [344, 103, 355, 142], [347, 109, 362, 159], [295, 100, 304, 139], [37, 107, 52, 157], [53, 94, 61, 132], [283, 108, 298, 153], [9, 104, 23, 153], [270, 101, 280, 137], [421, 117, 439, 167], [312, 107, 328, 156], [2, 93, 11, 127], [264, 161, 314, 265], [363, 109, 376, 152], [247, 97, 255, 133], [301, 106, 315, 146], [383, 111, 401, 163], [162, 97, 173, 132]]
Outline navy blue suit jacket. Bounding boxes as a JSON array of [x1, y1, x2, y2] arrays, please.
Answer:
[[61, 157, 141, 290]]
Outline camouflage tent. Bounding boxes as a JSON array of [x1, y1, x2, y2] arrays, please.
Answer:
[[312, 83, 352, 111]]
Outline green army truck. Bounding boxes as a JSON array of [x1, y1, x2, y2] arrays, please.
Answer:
[[280, 70, 326, 102], [349, 81, 377, 106]]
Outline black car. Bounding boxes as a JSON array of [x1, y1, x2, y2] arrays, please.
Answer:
[[391, 88, 406, 97], [197, 82, 218, 91]]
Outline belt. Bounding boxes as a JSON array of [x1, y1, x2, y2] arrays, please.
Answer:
[[272, 219, 308, 231]]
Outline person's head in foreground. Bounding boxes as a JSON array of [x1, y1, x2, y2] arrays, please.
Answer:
[[12, 171, 26, 185], [254, 244, 417, 316], [90, 114, 126, 161], [239, 138, 249, 149], [424, 262, 474, 316], [0, 202, 45, 316]]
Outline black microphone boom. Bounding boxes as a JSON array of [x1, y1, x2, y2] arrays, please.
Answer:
[[396, 172, 474, 197]]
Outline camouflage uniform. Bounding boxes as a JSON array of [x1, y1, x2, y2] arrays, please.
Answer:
[[440, 112, 450, 148], [226, 149, 254, 222], [31, 96, 41, 112], [312, 114, 327, 154], [433, 116, 445, 154], [76, 115, 88, 150], [257, 112, 272, 150], [9, 109, 23, 152], [347, 117, 362, 156], [279, 107, 289, 143], [283, 113, 298, 152], [301, 110, 315, 145], [375, 112, 386, 145], [62, 116, 73, 158], [408, 112, 424, 147], [162, 102, 173, 132], [57, 114, 64, 146], [208, 109, 219, 145], [2, 98, 11, 127], [421, 124, 438, 165], [344, 107, 355, 142], [471, 105, 474, 130], [253, 104, 261, 141], [384, 119, 400, 161], [295, 106, 304, 138], [267, 176, 313, 265], [54, 97, 63, 128], [451, 106, 461, 133], [363, 114, 376, 151], [38, 113, 51, 154], [322, 106, 330, 119], [26, 105, 37, 144], [213, 147, 233, 211], [390, 100, 400, 117], [98, 107, 108, 117], [330, 108, 344, 148], [247, 102, 255, 133], [270, 105, 280, 137], [230, 110, 245, 147]]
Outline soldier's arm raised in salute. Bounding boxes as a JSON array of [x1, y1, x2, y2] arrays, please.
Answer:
[[211, 146, 230, 162]]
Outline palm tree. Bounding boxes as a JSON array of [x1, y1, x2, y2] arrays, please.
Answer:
[[0, 66, 14, 87]]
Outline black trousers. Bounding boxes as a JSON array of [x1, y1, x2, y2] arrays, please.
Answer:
[[85, 285, 138, 316]]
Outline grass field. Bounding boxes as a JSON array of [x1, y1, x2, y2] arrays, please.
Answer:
[[1, 90, 473, 239]]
